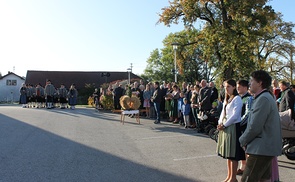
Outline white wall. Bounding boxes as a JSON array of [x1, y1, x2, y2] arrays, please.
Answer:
[[0, 74, 25, 103]]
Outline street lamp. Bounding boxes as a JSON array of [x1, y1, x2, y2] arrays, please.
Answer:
[[127, 68, 132, 85], [171, 42, 179, 83], [101, 72, 111, 84]]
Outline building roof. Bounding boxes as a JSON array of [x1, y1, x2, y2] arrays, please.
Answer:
[[0, 72, 25, 80], [25, 70, 142, 89]]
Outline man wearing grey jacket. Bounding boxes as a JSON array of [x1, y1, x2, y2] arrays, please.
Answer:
[[239, 70, 282, 182], [44, 80, 56, 109]]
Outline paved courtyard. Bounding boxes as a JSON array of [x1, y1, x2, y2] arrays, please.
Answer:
[[0, 105, 294, 182]]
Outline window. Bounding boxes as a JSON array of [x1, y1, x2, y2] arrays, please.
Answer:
[[6, 79, 17, 86], [12, 80, 17, 85]]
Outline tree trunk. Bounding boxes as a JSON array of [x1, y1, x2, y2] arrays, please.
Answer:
[[223, 66, 234, 81]]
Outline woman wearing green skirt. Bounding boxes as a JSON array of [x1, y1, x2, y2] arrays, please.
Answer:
[[164, 83, 173, 121], [216, 79, 245, 182], [170, 85, 180, 123]]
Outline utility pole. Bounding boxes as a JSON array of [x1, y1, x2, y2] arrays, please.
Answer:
[[171, 43, 179, 83], [130, 63, 133, 73]]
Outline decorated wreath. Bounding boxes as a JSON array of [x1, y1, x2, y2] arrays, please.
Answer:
[[120, 95, 141, 110], [100, 92, 114, 110]]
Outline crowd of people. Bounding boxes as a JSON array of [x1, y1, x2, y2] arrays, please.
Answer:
[[19, 71, 294, 181], [103, 71, 291, 182], [19, 80, 78, 110], [94, 79, 221, 128]]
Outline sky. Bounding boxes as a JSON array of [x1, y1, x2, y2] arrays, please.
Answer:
[[0, 0, 294, 77]]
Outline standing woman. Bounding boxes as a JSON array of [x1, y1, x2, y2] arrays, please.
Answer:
[[19, 83, 28, 108], [165, 83, 173, 121], [191, 85, 201, 129], [216, 79, 245, 182], [170, 85, 180, 123], [68, 84, 78, 110], [143, 84, 152, 118]]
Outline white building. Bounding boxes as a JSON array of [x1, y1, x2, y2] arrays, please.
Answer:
[[0, 72, 25, 103]]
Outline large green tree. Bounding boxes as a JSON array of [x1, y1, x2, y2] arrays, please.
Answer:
[[143, 48, 173, 82], [143, 29, 211, 83], [158, 0, 286, 80]]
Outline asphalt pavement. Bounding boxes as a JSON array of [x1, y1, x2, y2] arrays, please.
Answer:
[[0, 105, 294, 182]]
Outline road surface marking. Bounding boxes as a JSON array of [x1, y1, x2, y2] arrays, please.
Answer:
[[173, 154, 217, 161]]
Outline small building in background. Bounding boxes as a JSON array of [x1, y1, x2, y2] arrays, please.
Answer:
[[0, 72, 25, 103]]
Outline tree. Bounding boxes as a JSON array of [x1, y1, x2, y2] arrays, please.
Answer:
[[143, 48, 174, 82], [77, 83, 96, 105], [158, 0, 284, 80], [143, 29, 211, 83], [275, 42, 295, 84], [254, 12, 295, 70]]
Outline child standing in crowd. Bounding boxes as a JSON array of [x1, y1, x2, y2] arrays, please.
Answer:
[[210, 100, 221, 118], [178, 91, 185, 125], [182, 98, 191, 128]]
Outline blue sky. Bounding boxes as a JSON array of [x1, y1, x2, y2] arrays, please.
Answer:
[[0, 0, 294, 77]]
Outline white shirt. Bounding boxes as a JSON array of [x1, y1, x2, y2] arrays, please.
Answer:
[[218, 95, 242, 127]]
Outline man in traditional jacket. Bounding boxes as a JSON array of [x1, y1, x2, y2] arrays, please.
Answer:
[[240, 70, 281, 182], [58, 84, 68, 109], [35, 83, 45, 108], [44, 80, 56, 109]]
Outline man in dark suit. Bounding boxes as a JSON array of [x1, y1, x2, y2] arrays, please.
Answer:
[[209, 81, 218, 104], [151, 82, 162, 124], [113, 84, 124, 110], [198, 79, 212, 112], [279, 80, 295, 119]]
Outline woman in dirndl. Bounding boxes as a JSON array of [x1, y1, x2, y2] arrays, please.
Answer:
[[170, 85, 180, 123], [68, 84, 78, 109], [165, 83, 173, 121], [216, 79, 245, 182], [19, 83, 28, 108], [143, 84, 152, 118]]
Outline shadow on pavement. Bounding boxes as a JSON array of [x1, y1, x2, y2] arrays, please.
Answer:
[[278, 160, 295, 170], [47, 107, 120, 122], [0, 113, 202, 182]]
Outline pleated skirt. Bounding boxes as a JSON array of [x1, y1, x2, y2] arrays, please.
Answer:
[[216, 123, 246, 161], [170, 99, 178, 118]]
